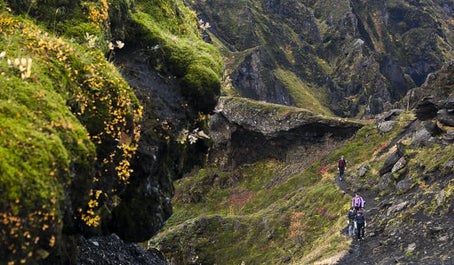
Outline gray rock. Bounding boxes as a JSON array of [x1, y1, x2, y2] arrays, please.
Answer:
[[442, 130, 454, 144], [437, 190, 445, 206], [396, 178, 413, 194], [406, 243, 416, 252], [439, 95, 454, 109], [391, 157, 407, 173], [375, 109, 404, 122], [411, 127, 433, 147], [387, 201, 408, 216], [377, 120, 396, 133], [77, 234, 167, 265], [378, 173, 395, 192], [423, 120, 443, 136], [443, 160, 454, 169], [379, 146, 404, 175], [358, 164, 368, 177], [437, 108, 454, 127]]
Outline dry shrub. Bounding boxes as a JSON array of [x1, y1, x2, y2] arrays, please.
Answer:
[[228, 190, 254, 213], [288, 211, 305, 239]]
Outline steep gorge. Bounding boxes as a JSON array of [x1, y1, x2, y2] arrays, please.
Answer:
[[0, 0, 453, 264], [187, 0, 454, 117]]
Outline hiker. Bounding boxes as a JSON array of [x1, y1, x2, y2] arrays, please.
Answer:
[[338, 155, 347, 180], [347, 207, 356, 237], [354, 209, 367, 240], [351, 192, 365, 211]]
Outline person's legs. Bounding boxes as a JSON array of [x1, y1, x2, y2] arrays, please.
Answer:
[[339, 168, 344, 180], [357, 223, 363, 240]]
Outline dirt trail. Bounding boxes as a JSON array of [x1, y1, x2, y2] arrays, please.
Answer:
[[334, 175, 380, 265]]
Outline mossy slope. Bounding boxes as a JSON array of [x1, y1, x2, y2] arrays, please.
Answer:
[[0, 8, 143, 263], [0, 0, 223, 263]]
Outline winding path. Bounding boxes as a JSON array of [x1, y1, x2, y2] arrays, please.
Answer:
[[334, 175, 380, 265]]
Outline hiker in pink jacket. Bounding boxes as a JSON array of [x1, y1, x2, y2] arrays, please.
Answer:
[[351, 192, 365, 211]]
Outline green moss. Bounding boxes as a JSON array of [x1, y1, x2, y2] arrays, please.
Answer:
[[134, 0, 199, 37], [130, 9, 223, 113], [0, 10, 141, 263], [181, 64, 220, 112], [0, 64, 96, 263]]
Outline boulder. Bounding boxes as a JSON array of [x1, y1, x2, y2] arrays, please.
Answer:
[[414, 99, 438, 120], [391, 157, 407, 173], [378, 173, 396, 192], [358, 164, 369, 177], [396, 178, 413, 194], [423, 121, 443, 136], [411, 127, 433, 147], [379, 145, 404, 175], [377, 120, 396, 133], [442, 130, 454, 144], [375, 109, 404, 122], [77, 234, 167, 265], [437, 109, 454, 127], [386, 201, 408, 217]]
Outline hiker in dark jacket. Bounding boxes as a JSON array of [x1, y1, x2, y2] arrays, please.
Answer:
[[338, 155, 347, 181], [347, 207, 356, 237], [354, 209, 367, 240], [351, 192, 365, 211]]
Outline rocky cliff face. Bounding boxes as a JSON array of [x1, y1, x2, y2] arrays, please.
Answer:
[[187, 0, 454, 117]]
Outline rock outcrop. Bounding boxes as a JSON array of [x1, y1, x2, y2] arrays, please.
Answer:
[[209, 97, 363, 169], [77, 234, 167, 265]]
